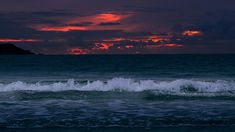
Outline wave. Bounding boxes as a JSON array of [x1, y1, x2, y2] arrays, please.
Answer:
[[0, 78, 235, 96]]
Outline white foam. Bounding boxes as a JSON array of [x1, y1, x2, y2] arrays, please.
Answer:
[[0, 78, 235, 95]]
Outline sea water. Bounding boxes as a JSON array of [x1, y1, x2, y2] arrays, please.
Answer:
[[0, 55, 235, 131]]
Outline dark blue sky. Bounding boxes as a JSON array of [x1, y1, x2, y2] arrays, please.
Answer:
[[0, 0, 235, 54]]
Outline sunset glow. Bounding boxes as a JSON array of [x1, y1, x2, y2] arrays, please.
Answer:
[[146, 43, 183, 48], [1, 0, 231, 54], [1, 0, 234, 129], [90, 35, 175, 51], [125, 45, 134, 49], [67, 13, 129, 25], [38, 26, 87, 32], [164, 44, 183, 47], [101, 43, 112, 50], [102, 35, 170, 43], [67, 48, 89, 55], [95, 13, 123, 22], [183, 30, 202, 37], [34, 12, 132, 32], [0, 38, 38, 43]]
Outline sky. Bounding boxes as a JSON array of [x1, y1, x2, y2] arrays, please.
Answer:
[[0, 0, 235, 54]]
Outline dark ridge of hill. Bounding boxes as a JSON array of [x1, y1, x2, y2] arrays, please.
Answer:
[[0, 43, 35, 55]]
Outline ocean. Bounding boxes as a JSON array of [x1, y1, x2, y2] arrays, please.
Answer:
[[1, 55, 235, 131]]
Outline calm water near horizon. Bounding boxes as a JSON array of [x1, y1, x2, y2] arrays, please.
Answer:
[[1, 55, 235, 130]]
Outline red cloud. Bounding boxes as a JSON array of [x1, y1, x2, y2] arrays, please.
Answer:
[[164, 44, 183, 47], [125, 45, 134, 49], [67, 13, 130, 24], [102, 35, 170, 43], [38, 25, 87, 32], [183, 30, 202, 37], [34, 12, 132, 32], [146, 43, 183, 48], [92, 35, 175, 51], [0, 38, 39, 43], [95, 13, 123, 22], [67, 48, 89, 55]]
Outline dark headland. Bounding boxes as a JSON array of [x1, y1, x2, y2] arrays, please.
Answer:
[[0, 43, 34, 55]]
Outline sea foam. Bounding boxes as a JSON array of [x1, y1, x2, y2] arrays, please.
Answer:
[[0, 78, 235, 96]]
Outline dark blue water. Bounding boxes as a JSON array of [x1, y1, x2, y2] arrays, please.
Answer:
[[1, 55, 235, 130], [1, 55, 235, 81]]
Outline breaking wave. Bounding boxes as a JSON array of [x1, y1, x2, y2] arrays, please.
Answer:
[[0, 78, 235, 96]]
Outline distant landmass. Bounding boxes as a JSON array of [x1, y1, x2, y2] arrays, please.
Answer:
[[0, 43, 34, 55]]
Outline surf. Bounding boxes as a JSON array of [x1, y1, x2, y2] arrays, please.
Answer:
[[0, 78, 235, 97]]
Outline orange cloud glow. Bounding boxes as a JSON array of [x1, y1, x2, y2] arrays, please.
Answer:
[[164, 44, 183, 47], [94, 42, 113, 50], [147, 43, 183, 48], [67, 41, 183, 55], [37, 25, 87, 32], [125, 45, 134, 49], [0, 38, 39, 43], [67, 48, 89, 55], [68, 13, 130, 24], [103, 37, 126, 42], [92, 35, 173, 51], [147, 35, 168, 43], [99, 43, 110, 50], [95, 13, 123, 22], [183, 30, 202, 36], [33, 12, 132, 32], [101, 35, 171, 44]]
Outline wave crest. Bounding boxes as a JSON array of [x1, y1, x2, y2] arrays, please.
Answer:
[[0, 78, 235, 96]]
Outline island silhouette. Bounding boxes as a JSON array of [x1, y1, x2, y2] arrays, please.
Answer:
[[0, 43, 34, 55]]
